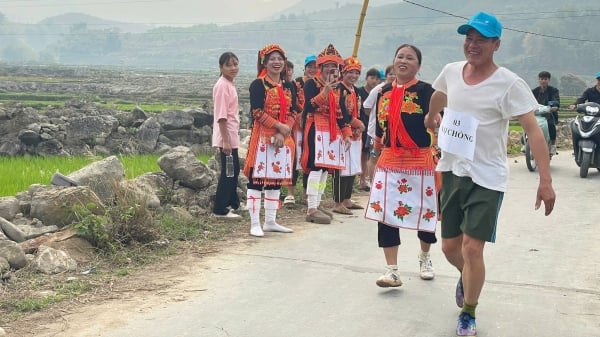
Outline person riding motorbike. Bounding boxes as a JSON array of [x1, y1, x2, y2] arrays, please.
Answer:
[[532, 71, 560, 154], [568, 71, 600, 156]]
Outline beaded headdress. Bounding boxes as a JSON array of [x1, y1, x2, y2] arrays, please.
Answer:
[[317, 44, 343, 66], [257, 44, 286, 78], [342, 56, 361, 74]]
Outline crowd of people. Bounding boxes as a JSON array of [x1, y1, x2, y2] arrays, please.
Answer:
[[202, 10, 600, 336]]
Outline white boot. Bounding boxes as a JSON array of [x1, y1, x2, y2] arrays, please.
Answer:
[[306, 170, 321, 211], [263, 189, 293, 233], [247, 189, 263, 237], [317, 170, 333, 218]]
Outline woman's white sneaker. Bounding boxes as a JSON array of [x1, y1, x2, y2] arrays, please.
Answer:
[[214, 210, 241, 219], [376, 266, 402, 287]]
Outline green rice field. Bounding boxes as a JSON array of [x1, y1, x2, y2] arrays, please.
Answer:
[[0, 154, 211, 197]]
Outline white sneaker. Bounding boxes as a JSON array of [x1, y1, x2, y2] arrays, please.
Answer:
[[376, 266, 402, 287], [234, 204, 249, 212], [419, 253, 435, 280], [283, 195, 295, 205], [214, 210, 241, 220]]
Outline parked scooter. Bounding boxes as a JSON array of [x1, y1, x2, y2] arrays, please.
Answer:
[[523, 104, 554, 172], [571, 102, 600, 178]]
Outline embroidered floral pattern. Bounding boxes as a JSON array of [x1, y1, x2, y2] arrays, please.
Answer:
[[394, 201, 412, 221], [425, 186, 434, 197], [370, 201, 383, 213], [397, 178, 413, 194], [422, 208, 436, 222]]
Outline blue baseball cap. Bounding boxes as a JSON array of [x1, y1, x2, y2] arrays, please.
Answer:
[[457, 11, 503, 38], [379, 69, 385, 79], [596, 71, 600, 79], [304, 54, 317, 67]]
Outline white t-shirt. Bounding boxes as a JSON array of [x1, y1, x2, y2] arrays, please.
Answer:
[[363, 82, 386, 138], [432, 61, 538, 192]]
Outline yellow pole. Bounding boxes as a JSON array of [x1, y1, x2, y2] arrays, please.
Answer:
[[352, 0, 370, 57]]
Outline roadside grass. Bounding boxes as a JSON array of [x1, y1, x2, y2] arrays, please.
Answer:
[[0, 152, 238, 327], [0, 154, 211, 197], [0, 216, 245, 326]]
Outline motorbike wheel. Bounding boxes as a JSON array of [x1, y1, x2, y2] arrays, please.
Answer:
[[525, 142, 536, 172], [580, 152, 591, 178]]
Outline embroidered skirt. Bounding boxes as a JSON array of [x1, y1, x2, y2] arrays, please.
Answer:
[[364, 147, 438, 232], [313, 114, 344, 170], [340, 139, 362, 177]]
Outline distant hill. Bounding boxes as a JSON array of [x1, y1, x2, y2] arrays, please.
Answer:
[[39, 13, 152, 34], [0, 0, 598, 93]]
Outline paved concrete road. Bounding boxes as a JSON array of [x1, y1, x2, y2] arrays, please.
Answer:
[[101, 152, 599, 337]]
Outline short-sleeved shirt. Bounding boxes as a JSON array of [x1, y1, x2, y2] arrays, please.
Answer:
[[363, 82, 386, 138], [212, 76, 240, 148], [432, 61, 538, 192]]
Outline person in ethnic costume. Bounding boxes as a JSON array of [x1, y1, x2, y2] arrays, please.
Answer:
[[301, 44, 353, 224], [332, 56, 366, 214], [289, 54, 318, 205], [364, 44, 439, 287], [243, 44, 298, 237], [283, 60, 304, 205]]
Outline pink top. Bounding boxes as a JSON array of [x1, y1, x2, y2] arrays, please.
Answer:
[[212, 76, 240, 148]]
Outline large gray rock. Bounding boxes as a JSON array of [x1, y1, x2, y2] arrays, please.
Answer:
[[137, 117, 161, 152], [0, 239, 26, 269], [158, 110, 194, 130], [0, 196, 19, 220], [67, 156, 125, 202], [0, 217, 26, 243], [65, 115, 119, 143], [158, 146, 214, 190], [30, 186, 105, 228], [31, 245, 77, 274]]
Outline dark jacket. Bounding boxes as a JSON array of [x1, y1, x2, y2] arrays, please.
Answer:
[[532, 85, 560, 123], [575, 86, 600, 105]]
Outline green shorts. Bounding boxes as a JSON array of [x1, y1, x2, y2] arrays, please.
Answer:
[[440, 172, 504, 243]]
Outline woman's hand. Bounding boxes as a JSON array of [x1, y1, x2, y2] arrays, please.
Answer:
[[272, 133, 285, 148], [276, 123, 291, 137], [344, 136, 352, 151], [222, 141, 232, 155]]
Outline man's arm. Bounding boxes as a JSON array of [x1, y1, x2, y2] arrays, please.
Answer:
[[518, 111, 556, 215], [424, 91, 446, 129]]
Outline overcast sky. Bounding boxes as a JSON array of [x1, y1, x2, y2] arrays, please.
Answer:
[[0, 0, 300, 25]]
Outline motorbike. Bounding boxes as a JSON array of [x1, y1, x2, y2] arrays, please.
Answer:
[[523, 104, 554, 172], [571, 102, 600, 178]]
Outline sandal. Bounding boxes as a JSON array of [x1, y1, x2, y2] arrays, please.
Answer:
[[332, 205, 353, 215], [345, 202, 364, 210]]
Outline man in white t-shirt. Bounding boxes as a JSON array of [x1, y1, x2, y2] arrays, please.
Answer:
[[424, 11, 556, 337], [362, 65, 394, 185]]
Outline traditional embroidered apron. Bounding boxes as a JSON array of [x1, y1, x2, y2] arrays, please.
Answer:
[[340, 139, 362, 176], [251, 134, 294, 183], [295, 130, 303, 171], [365, 148, 437, 232], [313, 113, 344, 170]]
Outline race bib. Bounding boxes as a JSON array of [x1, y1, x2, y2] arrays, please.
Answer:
[[438, 108, 479, 161]]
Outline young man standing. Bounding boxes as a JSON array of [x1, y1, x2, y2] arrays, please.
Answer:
[[425, 12, 556, 337]]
